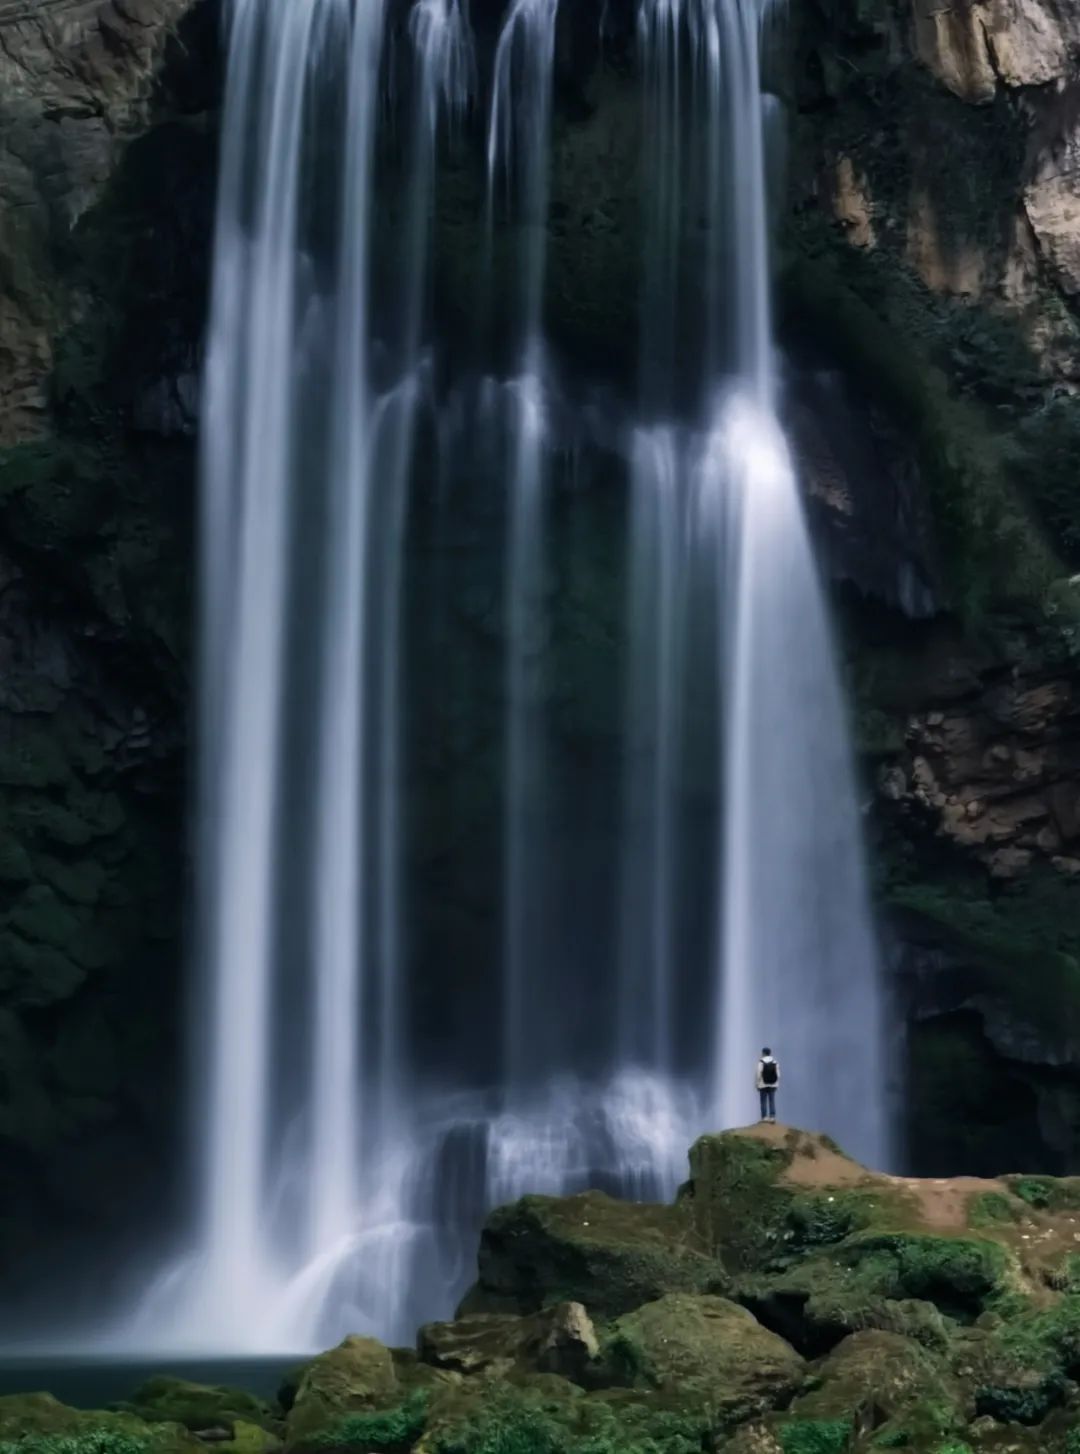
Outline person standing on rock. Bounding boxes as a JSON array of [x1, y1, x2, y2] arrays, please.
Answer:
[[756, 1047, 780, 1123]]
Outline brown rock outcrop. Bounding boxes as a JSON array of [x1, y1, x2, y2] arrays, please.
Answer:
[[879, 669, 1080, 877]]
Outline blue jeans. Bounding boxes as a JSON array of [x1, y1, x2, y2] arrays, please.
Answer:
[[759, 1087, 776, 1119]]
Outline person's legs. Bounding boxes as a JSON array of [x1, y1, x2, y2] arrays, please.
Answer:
[[759, 1088, 768, 1121], [765, 1088, 776, 1121]]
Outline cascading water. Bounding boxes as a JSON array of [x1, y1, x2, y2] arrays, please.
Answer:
[[114, 0, 480, 1355], [628, 0, 889, 1167], [84, 0, 890, 1360], [487, 0, 560, 1097]]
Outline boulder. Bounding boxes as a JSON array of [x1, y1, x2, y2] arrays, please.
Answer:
[[418, 1302, 600, 1382], [118, 1376, 279, 1436], [789, 1329, 968, 1442], [466, 1187, 721, 1318], [605, 1293, 805, 1422], [419, 1314, 525, 1378], [285, 1335, 399, 1448]]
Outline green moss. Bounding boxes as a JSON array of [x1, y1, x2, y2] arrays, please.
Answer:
[[786, 1194, 872, 1249], [865, 1391, 967, 1450], [967, 1194, 1017, 1230], [683, 1132, 794, 1270], [972, 1297, 1080, 1424], [602, 1294, 804, 1421], [778, 1421, 852, 1454], [839, 1233, 1009, 1319]]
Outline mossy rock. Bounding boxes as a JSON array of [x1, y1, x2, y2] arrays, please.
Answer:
[[0, 1393, 200, 1454], [467, 1188, 721, 1318], [419, 1304, 600, 1383], [680, 1129, 922, 1275], [966, 1298, 1080, 1425], [116, 1379, 279, 1436], [836, 1235, 1011, 1322], [603, 1293, 804, 1423], [741, 1257, 952, 1357], [789, 1330, 967, 1444], [681, 1131, 797, 1269], [285, 1336, 401, 1449]]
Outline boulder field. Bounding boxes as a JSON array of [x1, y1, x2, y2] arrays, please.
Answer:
[[10, 1124, 1080, 1453]]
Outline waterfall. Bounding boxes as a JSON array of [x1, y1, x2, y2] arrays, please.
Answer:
[[711, 4, 888, 1164], [118, 0, 481, 1356], [487, 0, 560, 1097], [629, 0, 889, 1165], [92, 0, 891, 1359], [194, 0, 345, 1344]]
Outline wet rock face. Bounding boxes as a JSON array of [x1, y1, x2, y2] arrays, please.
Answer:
[[0, 0, 216, 1297]]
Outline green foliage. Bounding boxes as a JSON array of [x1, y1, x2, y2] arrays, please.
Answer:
[[779, 1420, 852, 1454], [0, 1435, 153, 1454], [1013, 1177, 1053, 1208], [429, 1388, 708, 1454], [313, 1390, 429, 1451]]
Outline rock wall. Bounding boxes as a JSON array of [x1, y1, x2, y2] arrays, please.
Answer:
[[784, 0, 1080, 1172], [0, 0, 213, 1291]]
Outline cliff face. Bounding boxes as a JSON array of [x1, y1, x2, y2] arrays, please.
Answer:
[[785, 0, 1080, 1171], [0, 0, 212, 1288]]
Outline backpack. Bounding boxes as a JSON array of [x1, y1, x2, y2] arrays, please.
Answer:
[[761, 1059, 778, 1086]]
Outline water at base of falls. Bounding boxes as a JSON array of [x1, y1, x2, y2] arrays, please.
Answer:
[[111, 1071, 698, 1355]]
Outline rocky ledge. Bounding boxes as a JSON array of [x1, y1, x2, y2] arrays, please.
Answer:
[[11, 1124, 1080, 1453]]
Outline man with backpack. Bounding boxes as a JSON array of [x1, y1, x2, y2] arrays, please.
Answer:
[[757, 1047, 780, 1123]]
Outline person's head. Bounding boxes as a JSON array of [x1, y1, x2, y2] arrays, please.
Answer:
[[762, 1046, 771, 1057]]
